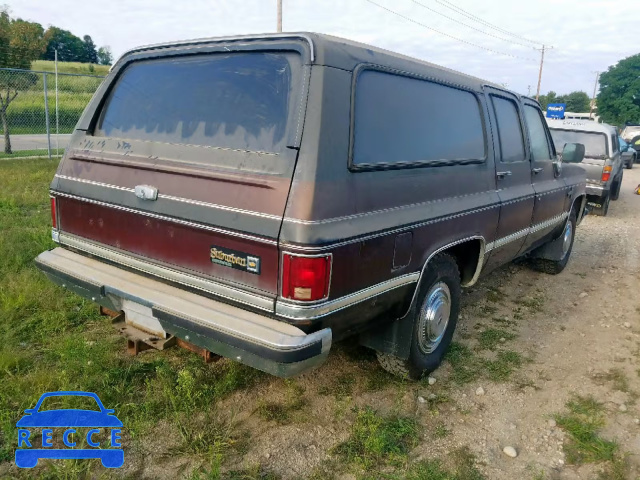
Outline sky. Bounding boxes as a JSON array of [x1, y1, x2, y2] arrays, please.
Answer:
[[10, 0, 638, 98]]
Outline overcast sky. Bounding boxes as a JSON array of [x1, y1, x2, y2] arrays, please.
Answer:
[[11, 0, 637, 97]]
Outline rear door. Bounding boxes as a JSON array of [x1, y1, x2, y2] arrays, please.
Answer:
[[483, 88, 535, 270], [520, 101, 568, 250], [51, 43, 311, 306]]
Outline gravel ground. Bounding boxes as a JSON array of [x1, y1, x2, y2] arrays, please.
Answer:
[[217, 167, 640, 480]]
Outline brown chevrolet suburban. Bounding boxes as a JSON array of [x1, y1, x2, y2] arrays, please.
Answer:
[[35, 33, 587, 380]]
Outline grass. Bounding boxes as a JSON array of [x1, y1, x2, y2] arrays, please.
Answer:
[[31, 60, 110, 76], [444, 342, 525, 384], [0, 159, 264, 472], [334, 406, 419, 470], [476, 328, 516, 351], [592, 368, 630, 393], [0, 148, 63, 159], [554, 395, 618, 465], [318, 373, 357, 398], [257, 380, 306, 424], [485, 287, 506, 304], [516, 292, 545, 313], [383, 447, 485, 480]]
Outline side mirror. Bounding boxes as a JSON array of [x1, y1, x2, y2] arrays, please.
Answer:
[[561, 142, 585, 163]]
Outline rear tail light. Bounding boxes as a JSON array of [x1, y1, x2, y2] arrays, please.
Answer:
[[281, 253, 332, 302], [601, 165, 612, 182], [50, 197, 57, 229]]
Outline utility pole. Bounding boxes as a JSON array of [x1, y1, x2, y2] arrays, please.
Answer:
[[535, 45, 547, 101], [277, 0, 282, 32], [589, 71, 599, 120]]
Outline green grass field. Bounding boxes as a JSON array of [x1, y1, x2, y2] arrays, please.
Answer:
[[31, 60, 110, 76], [0, 159, 267, 478], [1, 60, 105, 141]]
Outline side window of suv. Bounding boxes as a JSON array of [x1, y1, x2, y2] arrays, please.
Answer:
[[611, 134, 619, 154], [523, 104, 553, 162], [491, 96, 526, 163]]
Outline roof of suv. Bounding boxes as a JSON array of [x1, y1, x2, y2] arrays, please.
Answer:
[[546, 118, 617, 134], [112, 32, 502, 91]]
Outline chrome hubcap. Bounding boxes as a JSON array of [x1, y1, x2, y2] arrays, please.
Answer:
[[418, 282, 451, 354], [562, 221, 573, 258]]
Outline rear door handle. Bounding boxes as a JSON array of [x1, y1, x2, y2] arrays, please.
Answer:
[[496, 171, 512, 178], [532, 167, 543, 174]]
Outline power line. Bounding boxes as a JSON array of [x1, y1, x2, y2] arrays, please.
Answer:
[[434, 0, 541, 46], [409, 0, 538, 49], [363, 0, 537, 62]]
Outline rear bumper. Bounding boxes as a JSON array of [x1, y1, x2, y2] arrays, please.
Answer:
[[35, 248, 332, 377], [586, 184, 608, 197]]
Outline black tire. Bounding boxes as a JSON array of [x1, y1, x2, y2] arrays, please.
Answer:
[[530, 209, 576, 275], [592, 194, 610, 216], [376, 254, 461, 380], [610, 176, 622, 201], [628, 155, 635, 169]]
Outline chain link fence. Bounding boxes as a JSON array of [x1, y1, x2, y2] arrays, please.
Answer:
[[0, 67, 105, 158]]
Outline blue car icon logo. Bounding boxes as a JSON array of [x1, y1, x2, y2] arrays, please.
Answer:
[[15, 391, 123, 468]]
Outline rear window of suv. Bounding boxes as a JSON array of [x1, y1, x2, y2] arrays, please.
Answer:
[[549, 129, 608, 158], [95, 52, 302, 154]]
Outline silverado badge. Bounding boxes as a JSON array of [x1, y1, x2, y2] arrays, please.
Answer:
[[210, 246, 261, 275]]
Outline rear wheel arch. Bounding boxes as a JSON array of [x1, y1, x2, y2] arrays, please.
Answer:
[[359, 236, 484, 363], [407, 236, 485, 313]]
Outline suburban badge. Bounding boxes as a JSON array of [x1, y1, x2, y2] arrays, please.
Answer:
[[210, 246, 261, 275]]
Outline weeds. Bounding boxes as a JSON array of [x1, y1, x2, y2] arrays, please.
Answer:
[[593, 368, 630, 393], [445, 343, 525, 385], [335, 406, 419, 470], [396, 446, 485, 480], [517, 293, 545, 313], [257, 380, 306, 424], [486, 287, 506, 304], [476, 328, 516, 351], [554, 395, 618, 464]]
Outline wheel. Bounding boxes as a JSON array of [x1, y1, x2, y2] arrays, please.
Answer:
[[591, 194, 610, 216], [626, 156, 634, 169], [530, 209, 576, 275], [610, 176, 622, 201], [376, 254, 460, 380]]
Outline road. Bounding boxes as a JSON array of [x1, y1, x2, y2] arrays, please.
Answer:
[[0, 133, 71, 152]]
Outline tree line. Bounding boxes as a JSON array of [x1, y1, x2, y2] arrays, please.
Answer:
[[0, 10, 112, 68], [537, 91, 592, 113], [537, 53, 640, 126]]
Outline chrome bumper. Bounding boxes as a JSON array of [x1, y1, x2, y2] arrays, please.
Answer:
[[35, 248, 332, 377], [586, 184, 607, 197]]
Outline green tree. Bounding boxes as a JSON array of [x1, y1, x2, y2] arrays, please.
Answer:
[[538, 91, 557, 111], [0, 11, 45, 153], [597, 53, 640, 126], [82, 34, 98, 63], [557, 91, 591, 112], [41, 26, 84, 61], [97, 45, 113, 66]]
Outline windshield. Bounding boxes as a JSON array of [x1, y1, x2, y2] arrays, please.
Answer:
[[96, 52, 302, 154], [622, 126, 640, 144], [549, 129, 608, 158]]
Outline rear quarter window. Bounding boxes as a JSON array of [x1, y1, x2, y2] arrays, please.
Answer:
[[95, 52, 302, 154], [351, 69, 486, 169]]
